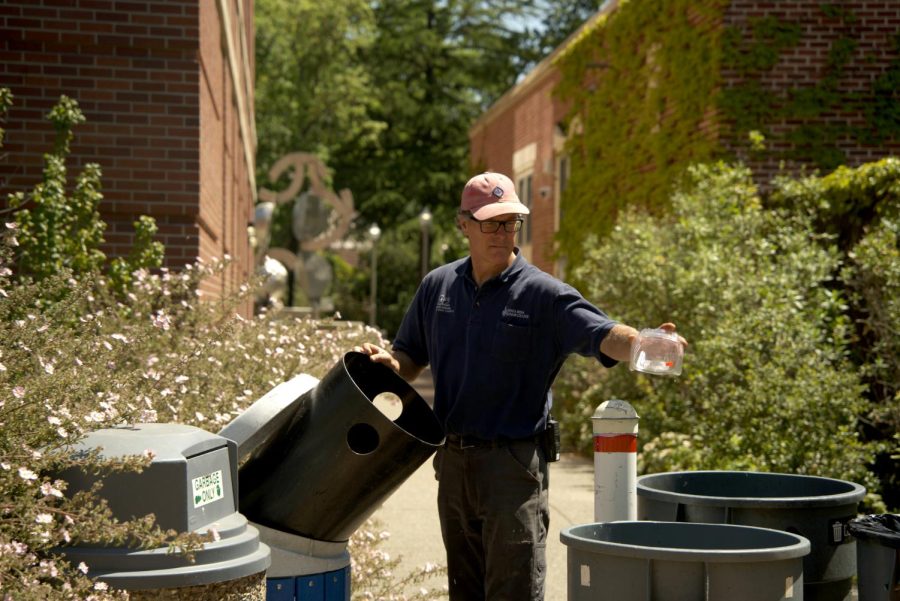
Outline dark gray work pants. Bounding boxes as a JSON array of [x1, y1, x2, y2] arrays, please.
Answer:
[[433, 438, 549, 601]]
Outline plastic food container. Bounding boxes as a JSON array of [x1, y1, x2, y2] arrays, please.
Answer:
[[629, 328, 683, 376]]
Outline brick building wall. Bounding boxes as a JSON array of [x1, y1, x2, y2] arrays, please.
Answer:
[[721, 0, 900, 182], [0, 0, 256, 311], [470, 0, 899, 277], [469, 58, 571, 276]]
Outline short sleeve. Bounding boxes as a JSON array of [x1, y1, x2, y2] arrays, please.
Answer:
[[392, 281, 430, 368], [553, 284, 619, 367]]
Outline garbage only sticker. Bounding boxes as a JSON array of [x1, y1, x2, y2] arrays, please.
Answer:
[[192, 470, 224, 508]]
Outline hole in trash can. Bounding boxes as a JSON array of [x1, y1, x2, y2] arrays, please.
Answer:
[[372, 392, 403, 421], [347, 423, 379, 455]]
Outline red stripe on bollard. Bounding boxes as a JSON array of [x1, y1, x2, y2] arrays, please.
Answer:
[[594, 434, 637, 453]]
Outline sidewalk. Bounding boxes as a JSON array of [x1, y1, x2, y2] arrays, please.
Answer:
[[370, 369, 596, 600]]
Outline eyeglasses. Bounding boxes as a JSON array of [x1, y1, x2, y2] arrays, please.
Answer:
[[468, 215, 524, 233]]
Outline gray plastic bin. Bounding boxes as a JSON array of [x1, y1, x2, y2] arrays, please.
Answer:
[[54, 424, 270, 598], [637, 471, 865, 601], [560, 521, 810, 601]]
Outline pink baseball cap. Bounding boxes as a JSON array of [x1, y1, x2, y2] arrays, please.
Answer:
[[460, 172, 530, 220]]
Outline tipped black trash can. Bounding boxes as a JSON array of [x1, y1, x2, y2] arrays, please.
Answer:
[[638, 471, 865, 601], [560, 521, 810, 601], [238, 352, 445, 542]]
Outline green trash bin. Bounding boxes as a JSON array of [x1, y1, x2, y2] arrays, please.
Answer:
[[637, 471, 865, 601], [560, 521, 810, 601]]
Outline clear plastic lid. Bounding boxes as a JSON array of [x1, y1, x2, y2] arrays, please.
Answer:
[[629, 328, 683, 377]]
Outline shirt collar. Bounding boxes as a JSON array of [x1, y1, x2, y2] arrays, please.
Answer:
[[458, 248, 528, 287]]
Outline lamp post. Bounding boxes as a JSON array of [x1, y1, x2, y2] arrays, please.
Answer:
[[368, 224, 381, 327], [419, 207, 432, 281]]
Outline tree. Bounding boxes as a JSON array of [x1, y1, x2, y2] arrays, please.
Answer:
[[254, 0, 541, 328], [254, 0, 383, 189], [524, 0, 602, 60], [333, 0, 540, 231]]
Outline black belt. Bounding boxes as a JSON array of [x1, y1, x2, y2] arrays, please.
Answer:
[[444, 433, 538, 450]]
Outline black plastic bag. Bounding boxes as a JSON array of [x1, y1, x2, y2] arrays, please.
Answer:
[[849, 514, 900, 548]]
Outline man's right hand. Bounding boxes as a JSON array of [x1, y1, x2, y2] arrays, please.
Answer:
[[353, 343, 425, 382], [354, 343, 402, 375]]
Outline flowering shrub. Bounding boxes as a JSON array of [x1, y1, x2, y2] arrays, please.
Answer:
[[555, 161, 883, 507], [0, 87, 447, 597], [0, 232, 451, 597], [2, 90, 163, 289], [349, 519, 447, 601]]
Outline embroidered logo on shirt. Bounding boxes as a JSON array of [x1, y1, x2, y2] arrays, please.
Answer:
[[436, 294, 453, 314], [502, 307, 529, 320]]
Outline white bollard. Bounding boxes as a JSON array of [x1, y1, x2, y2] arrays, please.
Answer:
[[592, 399, 639, 522]]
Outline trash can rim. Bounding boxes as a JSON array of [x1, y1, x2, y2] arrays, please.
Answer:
[[341, 351, 445, 447], [560, 521, 811, 563], [56, 513, 271, 590], [637, 470, 866, 508], [848, 514, 900, 548], [88, 543, 271, 590]]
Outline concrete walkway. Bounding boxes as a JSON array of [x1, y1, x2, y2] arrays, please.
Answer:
[[370, 369, 596, 600]]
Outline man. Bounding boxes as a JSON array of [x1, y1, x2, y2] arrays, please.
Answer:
[[357, 171, 686, 600]]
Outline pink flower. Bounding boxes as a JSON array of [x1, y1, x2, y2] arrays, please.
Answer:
[[40, 482, 63, 498], [18, 467, 37, 481], [207, 525, 221, 542], [151, 311, 171, 330]]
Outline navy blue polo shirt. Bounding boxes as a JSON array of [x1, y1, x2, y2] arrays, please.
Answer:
[[393, 250, 618, 440]]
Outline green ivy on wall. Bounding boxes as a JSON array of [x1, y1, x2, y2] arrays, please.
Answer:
[[554, 0, 900, 275], [720, 5, 900, 167], [721, 15, 802, 73], [719, 7, 870, 169], [553, 0, 729, 271], [867, 32, 900, 144]]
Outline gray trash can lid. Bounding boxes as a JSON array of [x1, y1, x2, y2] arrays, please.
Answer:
[[57, 513, 270, 590]]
